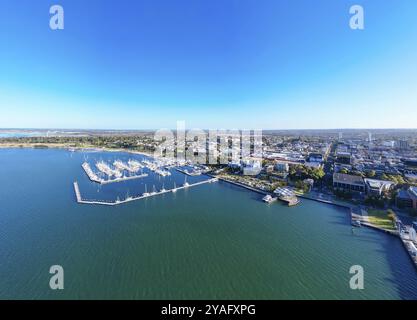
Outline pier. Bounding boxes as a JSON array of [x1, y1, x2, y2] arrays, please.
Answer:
[[280, 196, 300, 206], [114, 159, 143, 173], [82, 162, 148, 184], [73, 178, 218, 206], [99, 173, 149, 184], [73, 181, 82, 202], [273, 187, 300, 206], [73, 181, 116, 205]]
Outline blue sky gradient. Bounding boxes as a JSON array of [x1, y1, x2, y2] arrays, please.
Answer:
[[0, 0, 416, 129]]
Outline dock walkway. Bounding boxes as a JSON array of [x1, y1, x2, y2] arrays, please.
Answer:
[[73, 178, 218, 206], [82, 162, 148, 184], [175, 168, 202, 176]]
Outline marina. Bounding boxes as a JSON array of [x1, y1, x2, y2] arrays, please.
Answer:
[[2, 148, 417, 299], [80, 155, 415, 273], [82, 161, 148, 184], [2, 0, 417, 300], [73, 178, 219, 206], [154, 168, 171, 177], [114, 159, 143, 172], [96, 160, 122, 178], [176, 167, 203, 176]]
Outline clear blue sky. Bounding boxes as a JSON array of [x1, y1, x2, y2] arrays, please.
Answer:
[[0, 0, 416, 129]]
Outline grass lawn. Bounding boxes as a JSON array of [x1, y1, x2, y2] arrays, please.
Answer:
[[367, 209, 396, 231], [293, 189, 305, 195]]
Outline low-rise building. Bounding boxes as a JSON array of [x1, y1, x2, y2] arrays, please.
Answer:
[[363, 178, 395, 197], [265, 165, 274, 173], [242, 160, 261, 176], [275, 161, 289, 173], [304, 162, 322, 169], [335, 152, 352, 165], [396, 186, 417, 210], [228, 161, 241, 170], [333, 173, 365, 193], [308, 153, 323, 163]]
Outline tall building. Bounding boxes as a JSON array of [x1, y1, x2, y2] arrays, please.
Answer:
[[396, 140, 409, 150], [368, 132, 373, 150]]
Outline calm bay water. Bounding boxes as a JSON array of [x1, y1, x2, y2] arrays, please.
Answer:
[[0, 148, 416, 299]]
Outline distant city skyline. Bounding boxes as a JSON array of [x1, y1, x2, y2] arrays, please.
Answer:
[[0, 123, 416, 131], [1, 0, 417, 129]]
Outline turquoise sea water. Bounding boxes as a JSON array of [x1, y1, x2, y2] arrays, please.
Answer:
[[0, 148, 416, 299]]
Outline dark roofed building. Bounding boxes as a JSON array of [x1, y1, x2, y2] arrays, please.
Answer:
[[308, 153, 323, 163], [333, 173, 365, 193], [396, 186, 417, 211], [403, 158, 417, 167]]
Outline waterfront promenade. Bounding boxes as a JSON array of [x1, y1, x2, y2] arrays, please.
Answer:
[[214, 176, 299, 206], [299, 191, 417, 269]]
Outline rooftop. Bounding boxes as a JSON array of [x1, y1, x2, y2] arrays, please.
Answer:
[[398, 188, 412, 200], [364, 178, 394, 189], [410, 186, 417, 198], [333, 173, 365, 186]]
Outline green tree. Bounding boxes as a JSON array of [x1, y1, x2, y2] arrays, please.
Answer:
[[387, 209, 396, 222], [366, 170, 376, 178]]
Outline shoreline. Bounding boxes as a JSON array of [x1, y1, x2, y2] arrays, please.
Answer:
[[0, 143, 155, 158], [3, 144, 417, 274], [2, 145, 414, 225]]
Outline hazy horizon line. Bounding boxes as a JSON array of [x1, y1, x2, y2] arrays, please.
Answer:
[[1, 127, 417, 132]]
